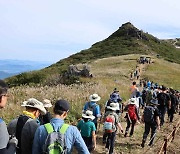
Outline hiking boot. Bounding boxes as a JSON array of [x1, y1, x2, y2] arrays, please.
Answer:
[[141, 141, 145, 148]]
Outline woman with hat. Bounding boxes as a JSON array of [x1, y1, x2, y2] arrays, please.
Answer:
[[124, 98, 140, 137], [103, 103, 123, 154], [39, 99, 53, 125], [83, 93, 101, 129], [77, 110, 96, 153]]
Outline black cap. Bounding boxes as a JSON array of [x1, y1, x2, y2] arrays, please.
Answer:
[[54, 99, 70, 111]]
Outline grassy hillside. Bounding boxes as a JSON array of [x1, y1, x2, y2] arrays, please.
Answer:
[[1, 54, 180, 153], [5, 22, 180, 86]]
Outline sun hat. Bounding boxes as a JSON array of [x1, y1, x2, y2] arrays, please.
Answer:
[[89, 93, 101, 102], [54, 99, 70, 112], [22, 98, 46, 115], [128, 98, 136, 105], [107, 103, 118, 111], [43, 99, 52, 108], [150, 99, 159, 106], [82, 110, 95, 120]]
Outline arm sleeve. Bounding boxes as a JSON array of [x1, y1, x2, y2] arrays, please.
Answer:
[[32, 128, 43, 154], [95, 105, 101, 118], [77, 120, 82, 130]]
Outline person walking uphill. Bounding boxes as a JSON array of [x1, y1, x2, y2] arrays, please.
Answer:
[[77, 110, 96, 153], [124, 98, 140, 137], [32, 99, 90, 154], [0, 80, 18, 154], [8, 98, 46, 154], [103, 103, 124, 154], [83, 93, 101, 129], [157, 86, 171, 126], [141, 99, 160, 148]]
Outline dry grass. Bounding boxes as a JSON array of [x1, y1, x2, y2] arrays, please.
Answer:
[[1, 54, 180, 153]]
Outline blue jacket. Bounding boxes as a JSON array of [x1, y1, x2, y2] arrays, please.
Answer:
[[32, 118, 90, 154], [83, 101, 101, 123]]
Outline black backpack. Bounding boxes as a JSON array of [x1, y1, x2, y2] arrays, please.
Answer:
[[144, 106, 155, 123], [158, 93, 167, 107], [16, 115, 30, 154]]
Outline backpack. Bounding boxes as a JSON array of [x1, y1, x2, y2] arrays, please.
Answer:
[[128, 105, 137, 120], [146, 90, 153, 104], [86, 102, 97, 114], [143, 106, 155, 123], [16, 115, 30, 154], [43, 123, 69, 154], [103, 113, 116, 133], [158, 93, 167, 107]]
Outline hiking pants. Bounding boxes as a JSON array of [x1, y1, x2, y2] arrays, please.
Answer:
[[142, 122, 157, 145], [105, 132, 116, 154], [168, 109, 175, 122], [159, 107, 167, 126], [125, 119, 136, 136], [82, 136, 93, 152]]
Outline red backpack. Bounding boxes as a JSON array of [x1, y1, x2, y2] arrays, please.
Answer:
[[104, 114, 116, 133], [128, 104, 137, 120]]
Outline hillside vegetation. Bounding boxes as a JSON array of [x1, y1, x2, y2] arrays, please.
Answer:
[[5, 22, 180, 86], [1, 54, 180, 153]]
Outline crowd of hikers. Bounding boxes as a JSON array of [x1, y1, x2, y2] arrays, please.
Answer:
[[0, 79, 180, 154]]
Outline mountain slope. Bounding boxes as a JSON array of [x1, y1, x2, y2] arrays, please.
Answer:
[[5, 22, 180, 86]]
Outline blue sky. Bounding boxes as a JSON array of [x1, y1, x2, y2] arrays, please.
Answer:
[[0, 0, 180, 63]]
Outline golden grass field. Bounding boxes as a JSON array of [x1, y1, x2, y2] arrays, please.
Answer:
[[1, 54, 180, 153]]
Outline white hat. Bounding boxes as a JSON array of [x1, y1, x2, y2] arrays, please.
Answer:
[[107, 103, 118, 111], [22, 98, 46, 115], [129, 98, 136, 105], [82, 110, 95, 120], [89, 93, 101, 102], [43, 99, 52, 108]]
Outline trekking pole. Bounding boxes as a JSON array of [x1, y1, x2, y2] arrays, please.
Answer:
[[147, 132, 156, 146]]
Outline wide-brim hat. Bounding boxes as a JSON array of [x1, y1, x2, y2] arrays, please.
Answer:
[[89, 93, 101, 102], [22, 98, 46, 115], [150, 99, 159, 106], [107, 103, 117, 111], [43, 99, 52, 108], [129, 98, 136, 105], [82, 110, 95, 120]]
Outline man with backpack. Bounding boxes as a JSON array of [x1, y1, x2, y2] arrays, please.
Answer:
[[157, 86, 171, 126], [124, 98, 140, 137], [0, 80, 18, 154], [103, 103, 124, 154], [32, 99, 90, 154], [141, 99, 160, 148], [8, 98, 46, 154], [83, 93, 101, 129]]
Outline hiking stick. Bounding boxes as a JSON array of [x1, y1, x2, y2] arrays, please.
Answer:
[[147, 132, 156, 145]]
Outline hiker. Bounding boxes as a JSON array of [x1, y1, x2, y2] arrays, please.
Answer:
[[157, 86, 171, 126], [130, 81, 139, 98], [39, 99, 53, 125], [109, 88, 122, 114], [8, 98, 46, 154], [168, 89, 178, 122], [83, 93, 101, 129], [32, 99, 90, 154], [141, 99, 160, 147], [0, 80, 18, 154], [77, 110, 96, 153], [147, 80, 151, 88], [103, 103, 124, 154], [124, 98, 140, 137]]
